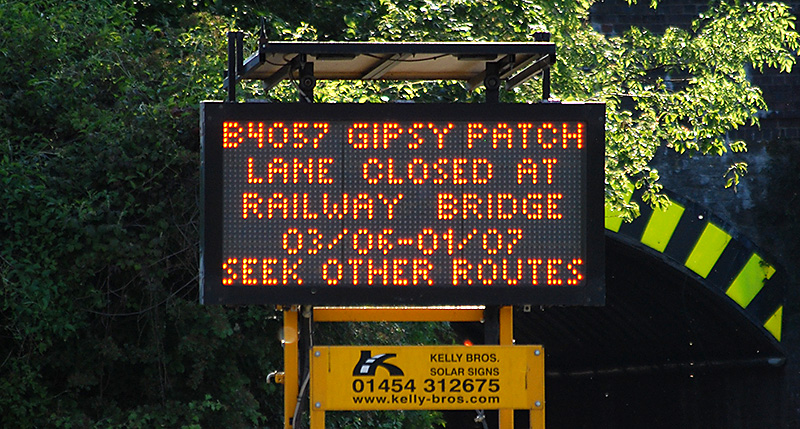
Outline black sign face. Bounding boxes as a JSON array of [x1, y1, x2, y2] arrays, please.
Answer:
[[201, 102, 604, 305]]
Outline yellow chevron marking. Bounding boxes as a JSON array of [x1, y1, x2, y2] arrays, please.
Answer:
[[640, 200, 684, 252], [764, 306, 783, 341], [725, 254, 775, 308], [684, 223, 731, 278]]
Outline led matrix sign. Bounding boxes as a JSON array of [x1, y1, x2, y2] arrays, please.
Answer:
[[201, 102, 604, 305]]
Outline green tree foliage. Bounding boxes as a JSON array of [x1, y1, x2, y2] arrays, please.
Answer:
[[0, 0, 796, 427], [332, 0, 799, 217], [1, 1, 279, 426]]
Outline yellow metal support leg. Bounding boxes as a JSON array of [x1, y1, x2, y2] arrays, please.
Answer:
[[310, 407, 325, 429], [499, 306, 513, 345], [529, 344, 546, 429], [531, 407, 545, 429], [310, 346, 326, 429], [284, 308, 299, 429], [498, 306, 514, 428]]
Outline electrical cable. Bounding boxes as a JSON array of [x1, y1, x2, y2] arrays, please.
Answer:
[[292, 371, 310, 428], [362, 53, 449, 62], [291, 307, 314, 428], [475, 409, 490, 429]]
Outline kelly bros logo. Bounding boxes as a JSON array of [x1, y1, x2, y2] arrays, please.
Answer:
[[353, 351, 405, 376]]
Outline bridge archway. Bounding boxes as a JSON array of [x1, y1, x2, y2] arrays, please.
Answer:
[[451, 190, 787, 427]]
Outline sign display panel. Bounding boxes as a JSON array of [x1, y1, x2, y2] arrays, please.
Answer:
[[310, 345, 544, 411], [201, 102, 604, 305]]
